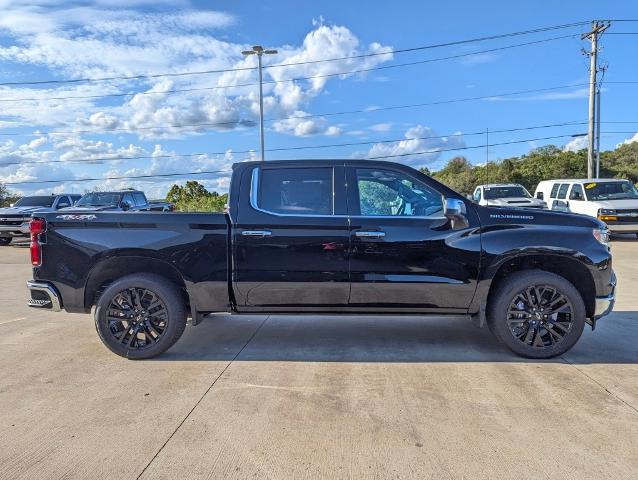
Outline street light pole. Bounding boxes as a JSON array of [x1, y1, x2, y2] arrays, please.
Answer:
[[242, 45, 278, 161]]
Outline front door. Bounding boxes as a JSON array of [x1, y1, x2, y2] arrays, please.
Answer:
[[346, 165, 480, 312], [232, 163, 350, 310]]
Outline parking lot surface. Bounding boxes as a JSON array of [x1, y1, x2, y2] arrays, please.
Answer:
[[0, 240, 637, 479]]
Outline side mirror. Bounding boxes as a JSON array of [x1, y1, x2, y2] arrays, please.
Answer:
[[444, 198, 469, 229], [120, 201, 132, 211]]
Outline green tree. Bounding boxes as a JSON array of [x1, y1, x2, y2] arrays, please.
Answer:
[[165, 181, 227, 212]]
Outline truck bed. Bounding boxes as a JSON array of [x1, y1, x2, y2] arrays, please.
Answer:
[[34, 211, 230, 317]]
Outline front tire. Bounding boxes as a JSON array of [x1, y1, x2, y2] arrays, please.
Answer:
[[487, 270, 586, 359], [0, 238, 12, 246], [94, 273, 187, 359]]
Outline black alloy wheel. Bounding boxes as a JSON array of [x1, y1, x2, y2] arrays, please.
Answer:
[[506, 285, 574, 349], [106, 287, 169, 350], [95, 273, 187, 359], [487, 270, 586, 358]]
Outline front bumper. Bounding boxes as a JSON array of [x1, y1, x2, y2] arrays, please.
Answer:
[[0, 221, 30, 236], [26, 281, 62, 311], [593, 271, 616, 320], [607, 223, 638, 234]]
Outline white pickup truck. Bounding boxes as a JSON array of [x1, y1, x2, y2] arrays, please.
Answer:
[[471, 183, 547, 209], [534, 178, 638, 236]]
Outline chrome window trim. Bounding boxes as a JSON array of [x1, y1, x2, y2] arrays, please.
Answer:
[[250, 167, 447, 220]]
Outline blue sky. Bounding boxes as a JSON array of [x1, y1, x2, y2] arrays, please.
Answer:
[[0, 0, 636, 197]]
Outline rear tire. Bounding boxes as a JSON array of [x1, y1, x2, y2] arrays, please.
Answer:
[[0, 238, 11, 246], [94, 273, 187, 359], [487, 270, 586, 359]]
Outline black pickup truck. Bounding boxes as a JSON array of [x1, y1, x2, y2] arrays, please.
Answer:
[[26, 160, 616, 359]]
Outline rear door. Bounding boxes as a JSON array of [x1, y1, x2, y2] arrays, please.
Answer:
[[346, 164, 480, 312], [232, 163, 351, 310]]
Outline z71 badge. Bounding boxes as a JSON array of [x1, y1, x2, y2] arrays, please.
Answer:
[[55, 214, 97, 221]]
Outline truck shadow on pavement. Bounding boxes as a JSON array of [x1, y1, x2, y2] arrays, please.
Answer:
[[158, 310, 638, 364]]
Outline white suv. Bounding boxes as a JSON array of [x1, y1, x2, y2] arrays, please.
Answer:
[[472, 184, 547, 209], [534, 178, 638, 235]]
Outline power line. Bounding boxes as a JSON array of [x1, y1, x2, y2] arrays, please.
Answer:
[[0, 120, 588, 168], [0, 34, 583, 104], [0, 21, 590, 88], [3, 132, 588, 186]]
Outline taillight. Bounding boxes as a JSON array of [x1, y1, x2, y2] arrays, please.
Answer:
[[30, 218, 46, 266]]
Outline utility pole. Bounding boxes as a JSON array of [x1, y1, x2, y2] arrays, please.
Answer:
[[581, 21, 609, 179], [595, 86, 601, 178], [242, 45, 278, 161]]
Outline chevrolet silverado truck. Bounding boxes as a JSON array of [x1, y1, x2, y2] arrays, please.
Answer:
[[26, 160, 616, 360], [0, 194, 81, 245]]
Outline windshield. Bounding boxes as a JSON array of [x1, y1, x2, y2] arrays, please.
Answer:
[[14, 196, 56, 208], [484, 186, 531, 199], [76, 193, 122, 207], [584, 181, 638, 201]]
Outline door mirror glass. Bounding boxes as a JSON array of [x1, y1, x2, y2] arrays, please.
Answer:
[[444, 198, 469, 229]]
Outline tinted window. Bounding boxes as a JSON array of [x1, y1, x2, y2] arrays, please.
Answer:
[[122, 193, 134, 206], [259, 167, 333, 215], [133, 193, 147, 206], [483, 185, 531, 199], [569, 184, 585, 200], [14, 196, 55, 208], [70, 195, 81, 203], [473, 188, 481, 202], [56, 196, 71, 208], [76, 193, 122, 207], [355, 168, 443, 217], [557, 184, 569, 199], [550, 184, 560, 198]]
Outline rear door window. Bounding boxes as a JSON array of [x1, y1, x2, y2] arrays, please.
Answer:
[[258, 167, 333, 215], [557, 184, 569, 199]]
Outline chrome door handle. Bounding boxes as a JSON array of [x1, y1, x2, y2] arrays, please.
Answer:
[[241, 230, 272, 237], [355, 231, 386, 238]]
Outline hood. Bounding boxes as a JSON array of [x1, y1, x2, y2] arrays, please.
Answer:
[[0, 206, 54, 216], [589, 198, 638, 210], [485, 197, 546, 207], [477, 204, 604, 229]]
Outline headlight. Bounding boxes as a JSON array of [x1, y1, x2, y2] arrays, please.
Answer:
[[593, 227, 610, 245], [598, 209, 617, 222]]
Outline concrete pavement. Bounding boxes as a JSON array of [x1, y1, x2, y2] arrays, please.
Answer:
[[0, 240, 636, 479]]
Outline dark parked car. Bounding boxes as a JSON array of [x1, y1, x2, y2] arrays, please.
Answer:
[[26, 160, 615, 360], [61, 190, 150, 212], [0, 194, 80, 245]]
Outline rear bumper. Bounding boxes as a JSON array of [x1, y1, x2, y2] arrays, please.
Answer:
[[593, 271, 616, 320], [26, 281, 62, 311]]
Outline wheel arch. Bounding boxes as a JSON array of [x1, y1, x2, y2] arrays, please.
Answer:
[[472, 253, 597, 326], [85, 256, 192, 316]]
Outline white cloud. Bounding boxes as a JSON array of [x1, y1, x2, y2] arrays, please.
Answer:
[[618, 132, 638, 146], [563, 136, 588, 152], [360, 125, 465, 166], [324, 125, 342, 136], [369, 122, 392, 132]]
